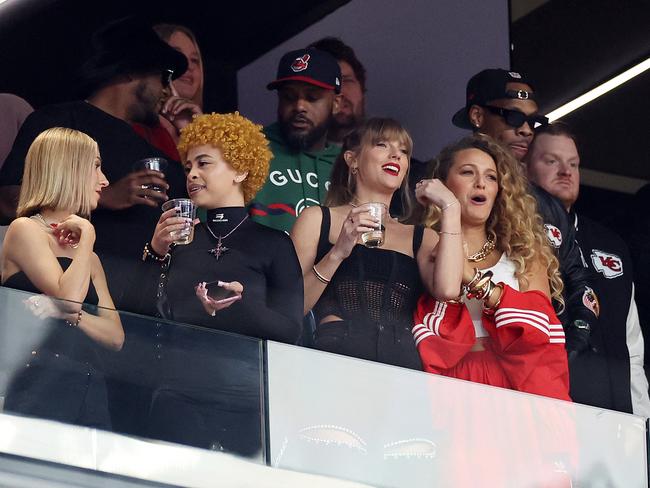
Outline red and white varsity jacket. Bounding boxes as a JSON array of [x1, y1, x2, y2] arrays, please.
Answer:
[[412, 285, 571, 401]]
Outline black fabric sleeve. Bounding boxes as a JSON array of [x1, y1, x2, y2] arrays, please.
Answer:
[[227, 232, 303, 344], [531, 185, 597, 349]]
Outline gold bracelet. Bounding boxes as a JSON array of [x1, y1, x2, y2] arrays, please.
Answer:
[[483, 283, 504, 315], [466, 271, 494, 299], [312, 265, 331, 284], [441, 200, 459, 211], [464, 268, 482, 291]]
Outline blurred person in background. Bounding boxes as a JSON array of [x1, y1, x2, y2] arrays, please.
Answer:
[[132, 23, 205, 158], [308, 37, 365, 145], [0, 93, 33, 270]]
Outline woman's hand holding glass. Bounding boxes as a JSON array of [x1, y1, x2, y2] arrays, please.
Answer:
[[330, 205, 381, 261], [195, 281, 243, 316], [151, 208, 196, 256]]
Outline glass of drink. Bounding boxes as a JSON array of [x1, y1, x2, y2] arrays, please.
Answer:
[[361, 203, 386, 248], [133, 157, 168, 192], [162, 198, 197, 245]]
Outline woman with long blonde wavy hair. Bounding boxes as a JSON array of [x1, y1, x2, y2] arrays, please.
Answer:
[[413, 134, 571, 401]]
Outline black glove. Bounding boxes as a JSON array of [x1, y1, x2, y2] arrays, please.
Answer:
[[565, 319, 591, 362]]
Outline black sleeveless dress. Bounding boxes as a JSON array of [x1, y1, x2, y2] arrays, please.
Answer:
[[312, 207, 424, 370], [1, 258, 111, 428]]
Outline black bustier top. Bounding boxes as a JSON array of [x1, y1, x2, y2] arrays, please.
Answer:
[[312, 207, 424, 328]]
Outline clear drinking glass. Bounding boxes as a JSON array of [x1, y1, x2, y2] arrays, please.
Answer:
[[133, 157, 169, 192], [361, 203, 386, 248], [162, 198, 197, 245]]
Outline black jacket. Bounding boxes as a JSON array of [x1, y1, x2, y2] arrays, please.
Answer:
[[530, 185, 597, 354]]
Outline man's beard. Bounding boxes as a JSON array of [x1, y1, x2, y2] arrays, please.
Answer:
[[131, 82, 162, 127], [334, 110, 360, 130], [279, 117, 330, 152]]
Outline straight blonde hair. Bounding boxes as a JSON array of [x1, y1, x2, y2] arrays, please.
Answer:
[[17, 127, 99, 218]]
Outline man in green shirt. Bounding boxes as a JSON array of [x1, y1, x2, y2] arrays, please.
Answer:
[[249, 48, 342, 233]]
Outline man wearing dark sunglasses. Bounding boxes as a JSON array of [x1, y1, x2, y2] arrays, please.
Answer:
[[451, 68, 598, 371], [452, 69, 548, 161]]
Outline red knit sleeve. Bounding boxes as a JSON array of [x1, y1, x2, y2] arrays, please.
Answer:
[[489, 285, 571, 401], [412, 294, 476, 372]]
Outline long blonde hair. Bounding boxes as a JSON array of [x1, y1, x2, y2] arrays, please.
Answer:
[[423, 134, 564, 307], [17, 127, 98, 219]]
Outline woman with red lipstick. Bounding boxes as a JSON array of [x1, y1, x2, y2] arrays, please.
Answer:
[[1, 127, 124, 427], [414, 134, 570, 400], [291, 117, 463, 369]]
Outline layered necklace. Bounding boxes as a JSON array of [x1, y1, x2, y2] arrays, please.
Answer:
[[30, 213, 79, 249], [205, 215, 248, 260], [467, 232, 496, 262]]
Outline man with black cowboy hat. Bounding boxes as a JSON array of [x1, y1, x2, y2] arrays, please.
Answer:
[[248, 48, 342, 233], [0, 17, 189, 303], [451, 68, 597, 365]]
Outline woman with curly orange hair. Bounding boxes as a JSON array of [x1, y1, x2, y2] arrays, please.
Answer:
[[414, 134, 570, 401], [144, 111, 302, 338], [137, 113, 302, 454]]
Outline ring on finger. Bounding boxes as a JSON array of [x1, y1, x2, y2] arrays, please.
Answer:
[[141, 184, 148, 190]]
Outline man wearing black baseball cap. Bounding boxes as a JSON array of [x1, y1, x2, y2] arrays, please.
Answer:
[[452, 69, 549, 161], [0, 17, 189, 305], [249, 48, 342, 233], [452, 68, 597, 368]]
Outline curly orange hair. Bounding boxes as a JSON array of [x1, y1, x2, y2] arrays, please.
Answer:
[[177, 112, 272, 203]]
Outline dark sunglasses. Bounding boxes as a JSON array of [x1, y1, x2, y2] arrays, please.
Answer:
[[482, 105, 549, 130], [162, 69, 174, 87]]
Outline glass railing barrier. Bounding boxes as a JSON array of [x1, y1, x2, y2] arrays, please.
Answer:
[[0, 285, 265, 462], [266, 341, 648, 488]]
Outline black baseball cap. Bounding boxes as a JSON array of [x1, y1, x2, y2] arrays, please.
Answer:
[[78, 17, 188, 97], [267, 48, 341, 94], [452, 69, 537, 129]]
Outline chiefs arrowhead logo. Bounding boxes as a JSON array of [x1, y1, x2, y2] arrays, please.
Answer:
[[291, 54, 310, 72], [582, 286, 600, 318], [544, 224, 562, 248], [591, 249, 623, 279]]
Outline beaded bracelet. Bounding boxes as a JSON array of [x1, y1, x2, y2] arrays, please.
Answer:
[[142, 242, 170, 263], [66, 309, 82, 327], [312, 264, 331, 284]]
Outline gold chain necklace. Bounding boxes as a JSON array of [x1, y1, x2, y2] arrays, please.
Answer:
[[467, 233, 496, 262]]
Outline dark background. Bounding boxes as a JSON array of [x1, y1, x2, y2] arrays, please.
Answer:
[[0, 0, 648, 235]]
